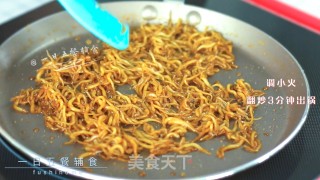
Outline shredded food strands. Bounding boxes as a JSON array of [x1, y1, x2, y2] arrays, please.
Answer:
[[12, 20, 264, 161]]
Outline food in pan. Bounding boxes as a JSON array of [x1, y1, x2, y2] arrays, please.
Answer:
[[11, 20, 264, 161]]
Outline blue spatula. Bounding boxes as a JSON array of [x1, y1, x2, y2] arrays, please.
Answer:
[[57, 0, 129, 50]]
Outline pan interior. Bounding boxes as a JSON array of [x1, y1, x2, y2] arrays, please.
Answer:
[[0, 2, 308, 179]]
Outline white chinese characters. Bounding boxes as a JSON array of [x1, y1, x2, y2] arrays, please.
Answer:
[[247, 96, 316, 105], [267, 78, 296, 88], [32, 156, 98, 167], [251, 78, 316, 105], [50, 45, 100, 60], [128, 154, 192, 171]]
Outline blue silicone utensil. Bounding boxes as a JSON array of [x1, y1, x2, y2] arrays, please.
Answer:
[[57, 0, 129, 50]]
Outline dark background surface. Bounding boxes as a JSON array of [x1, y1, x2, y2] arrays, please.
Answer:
[[0, 0, 319, 180]]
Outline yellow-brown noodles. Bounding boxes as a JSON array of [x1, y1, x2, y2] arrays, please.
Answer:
[[12, 20, 264, 161]]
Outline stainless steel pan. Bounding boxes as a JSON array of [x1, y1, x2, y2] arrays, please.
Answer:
[[0, 1, 309, 179]]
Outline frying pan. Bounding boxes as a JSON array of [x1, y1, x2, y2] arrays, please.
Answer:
[[0, 1, 310, 179]]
